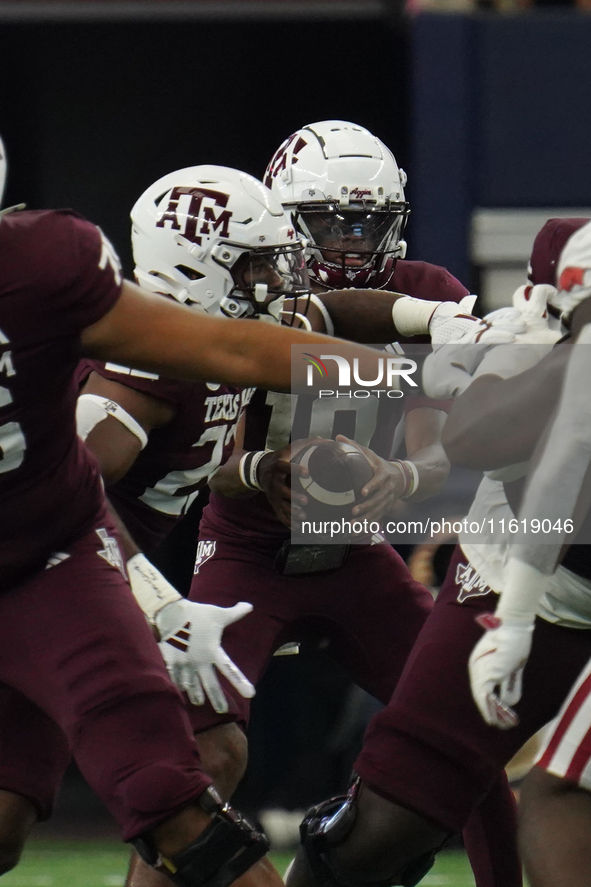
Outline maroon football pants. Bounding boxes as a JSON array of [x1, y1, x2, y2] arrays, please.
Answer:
[[0, 519, 211, 839], [356, 545, 591, 828]]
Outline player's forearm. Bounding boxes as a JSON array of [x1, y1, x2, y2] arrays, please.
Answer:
[[82, 281, 391, 393], [317, 290, 403, 341], [315, 290, 470, 343], [106, 500, 140, 561], [404, 443, 450, 502], [208, 449, 258, 498]]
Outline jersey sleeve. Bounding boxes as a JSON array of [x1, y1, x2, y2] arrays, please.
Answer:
[[39, 211, 124, 338], [394, 260, 469, 304], [418, 264, 469, 303], [82, 359, 193, 410]]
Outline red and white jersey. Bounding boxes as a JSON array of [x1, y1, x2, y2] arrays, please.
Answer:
[[537, 653, 591, 789], [0, 209, 123, 591], [202, 259, 466, 547], [78, 361, 255, 554]]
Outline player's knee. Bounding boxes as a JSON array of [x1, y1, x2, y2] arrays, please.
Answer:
[[301, 782, 449, 887], [196, 724, 248, 799], [132, 787, 269, 887]]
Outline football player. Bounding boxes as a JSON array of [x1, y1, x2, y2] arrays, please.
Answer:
[[176, 121, 520, 887], [109, 155, 490, 887], [76, 165, 311, 716], [467, 221, 591, 887], [0, 146, 409, 885]]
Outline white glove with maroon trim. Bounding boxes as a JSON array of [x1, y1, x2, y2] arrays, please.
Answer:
[[468, 612, 534, 729], [511, 284, 563, 344], [156, 599, 255, 713]]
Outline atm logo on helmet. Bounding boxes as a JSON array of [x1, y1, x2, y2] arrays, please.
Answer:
[[264, 133, 308, 188], [156, 186, 232, 246]]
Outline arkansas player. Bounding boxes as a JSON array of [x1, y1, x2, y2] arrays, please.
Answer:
[[0, 146, 418, 884], [466, 220, 591, 887]]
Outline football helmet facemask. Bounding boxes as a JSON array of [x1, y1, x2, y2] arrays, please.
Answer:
[[264, 120, 409, 290], [131, 165, 309, 323]]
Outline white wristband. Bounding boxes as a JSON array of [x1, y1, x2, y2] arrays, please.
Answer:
[[391, 297, 441, 338], [391, 459, 420, 499], [126, 553, 181, 622], [238, 450, 266, 491]]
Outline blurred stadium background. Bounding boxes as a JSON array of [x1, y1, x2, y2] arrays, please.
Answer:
[[2, 0, 591, 882]]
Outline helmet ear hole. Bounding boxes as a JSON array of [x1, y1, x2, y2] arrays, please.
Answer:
[[175, 264, 206, 282]]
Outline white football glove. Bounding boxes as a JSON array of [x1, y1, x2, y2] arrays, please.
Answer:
[[126, 553, 255, 713], [511, 284, 563, 344], [156, 599, 255, 712], [468, 612, 534, 729], [428, 295, 480, 344]]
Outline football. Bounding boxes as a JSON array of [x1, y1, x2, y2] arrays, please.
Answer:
[[291, 439, 374, 522]]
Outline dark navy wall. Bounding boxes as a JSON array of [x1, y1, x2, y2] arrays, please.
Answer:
[[411, 11, 591, 285]]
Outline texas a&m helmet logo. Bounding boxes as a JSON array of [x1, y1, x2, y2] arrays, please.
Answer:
[[156, 186, 233, 247], [264, 133, 308, 189], [349, 187, 373, 200]]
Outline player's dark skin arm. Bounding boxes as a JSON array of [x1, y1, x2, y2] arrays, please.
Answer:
[[441, 344, 571, 469], [306, 290, 408, 342], [80, 281, 381, 393], [208, 414, 263, 499], [78, 373, 180, 634]]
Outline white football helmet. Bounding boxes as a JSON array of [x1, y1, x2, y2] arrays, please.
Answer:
[[131, 165, 309, 322], [551, 220, 591, 320], [264, 120, 409, 290]]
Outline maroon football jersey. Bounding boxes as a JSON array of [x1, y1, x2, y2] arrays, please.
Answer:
[[202, 260, 464, 547], [380, 257, 468, 301], [0, 209, 123, 590], [79, 361, 255, 553]]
